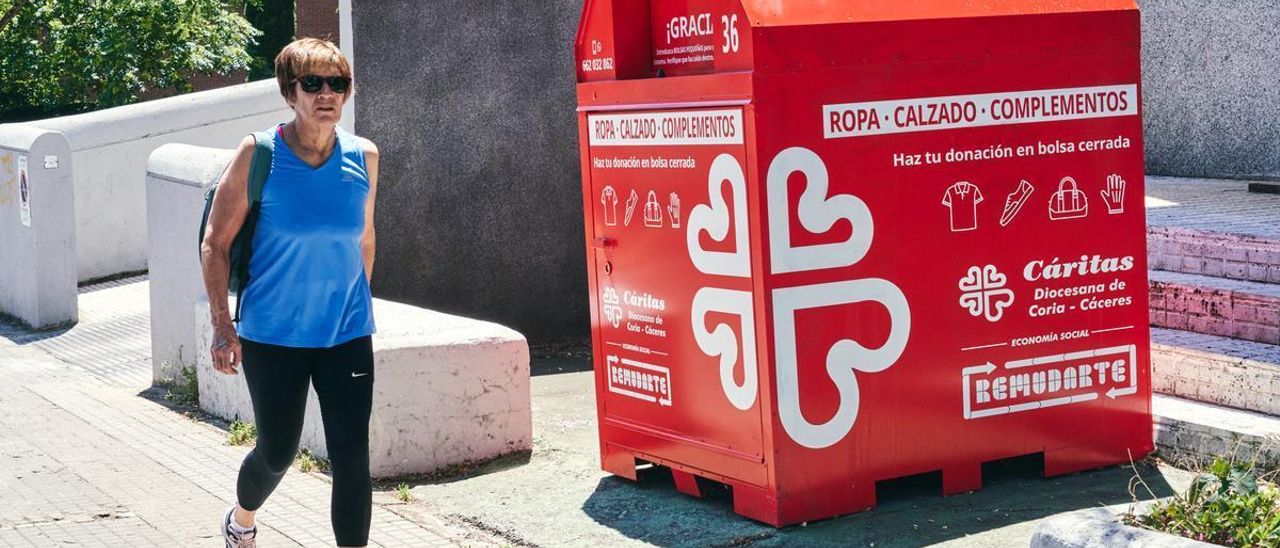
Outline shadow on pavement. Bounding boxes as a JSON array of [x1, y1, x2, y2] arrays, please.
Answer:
[[581, 458, 1177, 547], [531, 356, 593, 377], [0, 315, 74, 345]]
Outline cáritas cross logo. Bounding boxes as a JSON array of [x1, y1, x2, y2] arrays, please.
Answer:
[[686, 147, 912, 449], [765, 148, 911, 449], [959, 265, 1015, 322]]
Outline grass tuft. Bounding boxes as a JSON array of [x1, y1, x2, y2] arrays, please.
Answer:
[[162, 366, 199, 408], [295, 448, 331, 473], [227, 419, 257, 446], [395, 482, 414, 502]]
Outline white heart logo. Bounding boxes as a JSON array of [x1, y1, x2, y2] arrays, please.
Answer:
[[687, 154, 751, 278], [691, 287, 758, 410], [774, 279, 911, 449], [767, 147, 873, 274]]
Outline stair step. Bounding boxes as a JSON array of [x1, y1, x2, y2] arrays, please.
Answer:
[[1153, 394, 1280, 469], [1149, 270, 1280, 344], [1249, 182, 1280, 195], [1148, 227, 1280, 283], [1151, 327, 1280, 415]]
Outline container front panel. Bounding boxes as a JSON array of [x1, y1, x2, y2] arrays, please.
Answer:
[[586, 107, 767, 478], [748, 11, 1152, 504]]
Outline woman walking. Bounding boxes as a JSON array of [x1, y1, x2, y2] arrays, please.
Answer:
[[201, 38, 379, 548]]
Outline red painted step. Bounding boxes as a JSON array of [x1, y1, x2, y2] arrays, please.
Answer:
[[1149, 270, 1280, 344]]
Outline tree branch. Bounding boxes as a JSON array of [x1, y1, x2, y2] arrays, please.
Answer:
[[0, 0, 30, 36]]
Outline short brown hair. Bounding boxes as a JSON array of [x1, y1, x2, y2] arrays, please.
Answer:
[[274, 38, 354, 101]]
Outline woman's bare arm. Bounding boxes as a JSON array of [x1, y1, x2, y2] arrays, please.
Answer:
[[200, 135, 256, 373], [359, 138, 379, 281]]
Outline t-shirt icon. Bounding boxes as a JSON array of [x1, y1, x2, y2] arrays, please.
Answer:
[[601, 186, 618, 226], [942, 181, 983, 232]]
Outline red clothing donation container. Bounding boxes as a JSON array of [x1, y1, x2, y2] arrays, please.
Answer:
[[575, 0, 1151, 526]]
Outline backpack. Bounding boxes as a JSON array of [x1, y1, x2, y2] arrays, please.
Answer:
[[198, 131, 274, 323]]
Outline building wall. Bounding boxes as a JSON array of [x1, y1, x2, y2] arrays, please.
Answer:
[[1141, 0, 1280, 179], [352, 0, 587, 341], [296, 0, 340, 44]]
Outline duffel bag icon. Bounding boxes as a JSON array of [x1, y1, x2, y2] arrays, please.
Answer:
[[1049, 176, 1088, 220]]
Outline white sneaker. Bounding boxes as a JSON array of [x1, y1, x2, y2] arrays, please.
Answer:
[[222, 505, 257, 548]]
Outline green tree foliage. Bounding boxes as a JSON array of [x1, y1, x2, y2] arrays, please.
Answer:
[[0, 0, 261, 121], [244, 0, 293, 80]]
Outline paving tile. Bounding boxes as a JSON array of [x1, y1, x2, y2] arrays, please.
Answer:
[[0, 277, 490, 547]]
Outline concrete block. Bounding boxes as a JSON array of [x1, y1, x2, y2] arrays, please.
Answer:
[[1165, 311, 1189, 330], [1154, 393, 1280, 471], [1152, 328, 1280, 415], [0, 125, 77, 329], [1031, 503, 1214, 548], [27, 80, 289, 283], [1224, 261, 1249, 280], [195, 298, 532, 478], [1247, 248, 1273, 265], [146, 144, 235, 382], [1249, 265, 1270, 282]]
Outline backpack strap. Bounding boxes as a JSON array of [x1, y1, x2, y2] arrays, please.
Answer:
[[247, 130, 273, 206], [232, 131, 275, 323]]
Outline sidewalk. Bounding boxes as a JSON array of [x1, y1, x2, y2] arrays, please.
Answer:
[[1, 276, 1201, 547], [0, 277, 491, 547]]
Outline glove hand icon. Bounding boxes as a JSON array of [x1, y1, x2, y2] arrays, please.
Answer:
[[1102, 174, 1125, 214], [668, 193, 681, 228]]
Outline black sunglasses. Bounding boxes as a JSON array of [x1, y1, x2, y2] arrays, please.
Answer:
[[295, 75, 351, 94]]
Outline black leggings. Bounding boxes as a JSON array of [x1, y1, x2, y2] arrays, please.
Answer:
[[237, 335, 374, 547]]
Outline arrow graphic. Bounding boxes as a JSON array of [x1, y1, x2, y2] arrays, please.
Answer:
[[962, 362, 997, 419], [1106, 345, 1139, 399]]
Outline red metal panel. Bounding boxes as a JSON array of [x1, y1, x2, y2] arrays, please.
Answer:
[[576, 0, 1150, 527], [739, 0, 1137, 27], [577, 0, 654, 82], [648, 0, 754, 77], [584, 106, 767, 476]]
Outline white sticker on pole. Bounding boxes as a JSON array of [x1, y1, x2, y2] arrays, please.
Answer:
[[824, 84, 1138, 139], [589, 109, 743, 146]]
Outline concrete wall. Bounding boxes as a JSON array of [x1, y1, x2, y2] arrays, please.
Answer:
[[146, 144, 234, 381], [24, 79, 291, 283], [350, 0, 588, 342], [1141, 0, 1280, 179], [0, 126, 77, 329]]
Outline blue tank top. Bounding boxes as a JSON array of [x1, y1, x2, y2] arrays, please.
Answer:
[[236, 124, 376, 348]]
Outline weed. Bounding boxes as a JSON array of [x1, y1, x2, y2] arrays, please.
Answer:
[[396, 482, 414, 503], [295, 448, 331, 473], [227, 419, 257, 446], [1128, 454, 1280, 546], [162, 366, 199, 408]]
